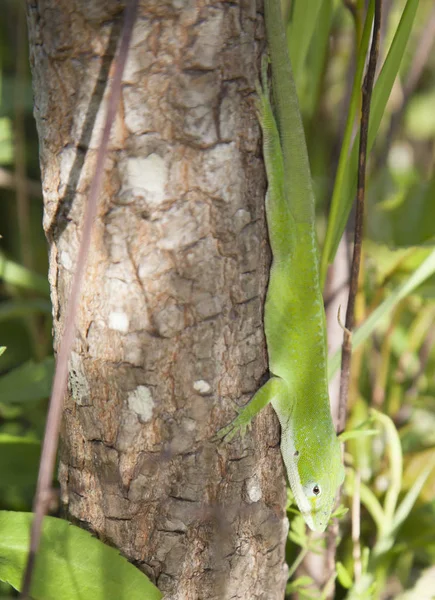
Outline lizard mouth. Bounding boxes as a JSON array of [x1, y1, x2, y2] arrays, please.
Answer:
[[307, 516, 326, 532], [302, 507, 328, 533], [301, 510, 317, 532]]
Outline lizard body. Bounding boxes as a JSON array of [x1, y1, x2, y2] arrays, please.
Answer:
[[218, 0, 344, 532]]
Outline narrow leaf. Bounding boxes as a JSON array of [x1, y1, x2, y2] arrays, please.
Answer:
[[323, 0, 420, 270], [336, 561, 353, 589], [339, 429, 377, 443], [329, 249, 435, 378], [287, 0, 325, 87], [371, 410, 403, 525], [392, 455, 435, 533], [320, 0, 374, 285], [303, 0, 334, 118], [358, 481, 385, 532]]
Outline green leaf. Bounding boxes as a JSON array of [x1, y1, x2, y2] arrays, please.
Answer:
[[0, 253, 50, 296], [392, 455, 435, 534], [322, 0, 420, 274], [302, 0, 333, 119], [344, 574, 377, 600], [287, 0, 325, 89], [358, 481, 385, 532], [0, 348, 5, 358], [0, 436, 40, 488], [0, 357, 54, 404], [286, 575, 314, 594], [371, 410, 403, 525], [331, 504, 349, 520], [336, 561, 353, 589], [320, 0, 374, 286], [288, 576, 313, 588], [339, 429, 378, 443], [329, 249, 435, 378], [0, 511, 162, 600], [0, 118, 13, 165], [289, 514, 309, 549]]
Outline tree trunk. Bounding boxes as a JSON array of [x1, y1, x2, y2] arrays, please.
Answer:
[[26, 0, 288, 597]]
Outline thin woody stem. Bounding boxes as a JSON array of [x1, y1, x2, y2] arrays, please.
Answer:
[[326, 3, 382, 598], [338, 0, 382, 433], [20, 1, 138, 597]]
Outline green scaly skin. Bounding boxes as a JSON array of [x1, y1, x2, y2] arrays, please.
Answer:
[[217, 0, 344, 532]]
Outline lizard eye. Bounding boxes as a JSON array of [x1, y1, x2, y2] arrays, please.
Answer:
[[312, 484, 321, 496]]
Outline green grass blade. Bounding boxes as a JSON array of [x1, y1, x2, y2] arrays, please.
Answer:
[[0, 511, 162, 600], [328, 248, 435, 378], [286, 0, 325, 87], [320, 0, 374, 286], [359, 481, 385, 532], [303, 0, 334, 119], [373, 455, 435, 558], [322, 0, 420, 274], [0, 253, 49, 296], [391, 455, 435, 533], [370, 410, 402, 526], [336, 561, 353, 589]]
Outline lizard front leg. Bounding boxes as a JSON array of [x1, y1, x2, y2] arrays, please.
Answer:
[[216, 376, 287, 442]]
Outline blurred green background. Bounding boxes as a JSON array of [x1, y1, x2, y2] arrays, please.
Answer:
[[0, 0, 435, 598]]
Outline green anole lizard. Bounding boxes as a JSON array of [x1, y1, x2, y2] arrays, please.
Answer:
[[218, 0, 344, 532]]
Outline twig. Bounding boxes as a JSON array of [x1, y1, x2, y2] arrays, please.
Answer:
[[337, 0, 382, 433], [325, 5, 382, 599], [19, 1, 138, 597], [288, 547, 309, 580], [352, 470, 362, 583], [325, 519, 340, 599]]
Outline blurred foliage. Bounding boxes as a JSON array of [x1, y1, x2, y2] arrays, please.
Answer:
[[283, 0, 435, 598], [0, 0, 52, 520], [0, 0, 435, 598]]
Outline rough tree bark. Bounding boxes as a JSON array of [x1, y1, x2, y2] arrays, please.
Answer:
[[26, 1, 288, 598]]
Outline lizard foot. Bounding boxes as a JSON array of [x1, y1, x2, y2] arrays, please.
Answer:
[[215, 407, 253, 443]]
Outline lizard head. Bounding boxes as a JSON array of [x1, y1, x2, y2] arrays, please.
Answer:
[[282, 432, 344, 533], [297, 436, 344, 532]]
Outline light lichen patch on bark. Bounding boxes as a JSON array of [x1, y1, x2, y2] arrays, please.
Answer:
[[127, 385, 155, 423], [108, 311, 130, 333], [119, 153, 168, 205], [193, 380, 211, 395]]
